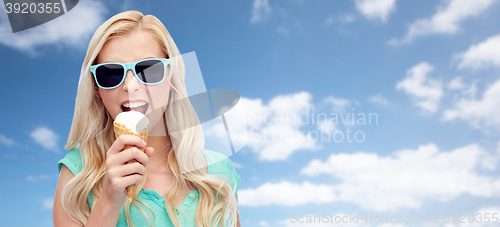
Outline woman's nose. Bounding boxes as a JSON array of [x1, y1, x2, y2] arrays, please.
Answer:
[[122, 69, 140, 92]]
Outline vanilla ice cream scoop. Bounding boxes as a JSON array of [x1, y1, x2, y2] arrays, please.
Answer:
[[114, 111, 150, 135]]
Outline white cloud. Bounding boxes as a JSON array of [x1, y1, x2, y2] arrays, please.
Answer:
[[258, 221, 269, 226], [251, 0, 272, 23], [299, 143, 500, 212], [43, 198, 53, 209], [456, 33, 500, 69], [0, 134, 15, 146], [239, 181, 336, 207], [30, 127, 59, 152], [442, 78, 500, 129], [318, 119, 336, 133], [354, 0, 397, 22], [389, 0, 495, 45], [396, 62, 443, 113], [268, 91, 313, 113], [368, 94, 391, 106], [244, 92, 319, 160], [463, 80, 479, 99], [324, 96, 351, 112], [239, 143, 500, 212], [448, 76, 466, 90], [449, 79, 479, 100], [239, 143, 500, 211], [0, 0, 107, 56], [204, 92, 319, 161]]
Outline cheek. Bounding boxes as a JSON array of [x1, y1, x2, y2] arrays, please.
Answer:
[[148, 83, 171, 109], [99, 89, 120, 117]]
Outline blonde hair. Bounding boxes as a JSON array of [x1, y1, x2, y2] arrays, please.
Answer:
[[61, 10, 239, 227]]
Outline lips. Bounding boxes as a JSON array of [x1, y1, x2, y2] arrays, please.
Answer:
[[121, 101, 149, 115]]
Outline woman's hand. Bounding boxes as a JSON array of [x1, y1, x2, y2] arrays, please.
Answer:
[[101, 135, 154, 208]]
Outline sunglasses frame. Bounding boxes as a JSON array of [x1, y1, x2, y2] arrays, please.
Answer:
[[90, 58, 170, 89]]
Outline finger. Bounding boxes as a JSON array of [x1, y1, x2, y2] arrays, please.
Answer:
[[113, 147, 149, 167], [108, 135, 147, 155], [144, 147, 154, 158], [113, 162, 147, 177], [118, 174, 144, 189]]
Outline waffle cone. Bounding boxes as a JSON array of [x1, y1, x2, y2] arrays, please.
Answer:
[[113, 121, 150, 199], [113, 122, 149, 151]]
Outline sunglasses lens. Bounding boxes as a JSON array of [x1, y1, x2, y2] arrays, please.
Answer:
[[95, 64, 124, 88], [135, 60, 165, 84]]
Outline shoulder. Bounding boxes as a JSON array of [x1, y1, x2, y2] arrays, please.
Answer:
[[203, 149, 230, 168], [57, 147, 83, 176], [203, 149, 241, 196], [203, 149, 237, 174]]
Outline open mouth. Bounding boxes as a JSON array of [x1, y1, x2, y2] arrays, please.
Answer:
[[121, 101, 149, 115]]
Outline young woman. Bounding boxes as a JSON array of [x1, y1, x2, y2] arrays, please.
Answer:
[[53, 10, 241, 227]]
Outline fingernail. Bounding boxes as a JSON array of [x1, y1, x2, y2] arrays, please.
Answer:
[[143, 141, 147, 146]]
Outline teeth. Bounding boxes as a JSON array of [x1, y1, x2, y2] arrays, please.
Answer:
[[122, 101, 147, 108]]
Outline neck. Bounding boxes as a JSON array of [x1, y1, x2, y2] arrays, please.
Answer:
[[144, 109, 172, 173], [146, 133, 172, 174]]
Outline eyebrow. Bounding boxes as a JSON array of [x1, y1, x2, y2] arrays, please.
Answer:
[[101, 57, 160, 64]]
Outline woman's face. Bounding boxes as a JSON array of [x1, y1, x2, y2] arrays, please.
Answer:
[[96, 29, 171, 121]]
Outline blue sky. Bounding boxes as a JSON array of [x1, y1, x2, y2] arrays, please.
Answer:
[[1, 0, 500, 226]]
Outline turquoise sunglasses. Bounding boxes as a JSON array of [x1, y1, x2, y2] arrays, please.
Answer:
[[90, 58, 170, 89]]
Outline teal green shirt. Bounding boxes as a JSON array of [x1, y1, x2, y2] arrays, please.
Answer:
[[57, 148, 241, 227]]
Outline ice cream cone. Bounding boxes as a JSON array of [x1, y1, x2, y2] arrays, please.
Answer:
[[113, 111, 150, 200], [113, 121, 149, 151]]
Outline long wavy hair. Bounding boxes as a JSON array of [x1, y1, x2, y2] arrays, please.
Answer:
[[61, 10, 238, 227]]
